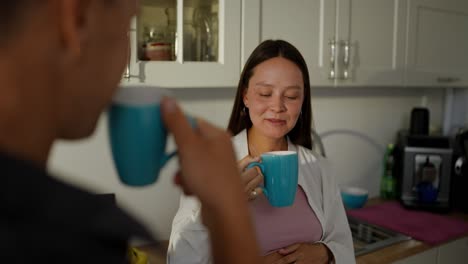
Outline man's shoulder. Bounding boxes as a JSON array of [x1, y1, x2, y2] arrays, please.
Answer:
[[0, 150, 153, 261]]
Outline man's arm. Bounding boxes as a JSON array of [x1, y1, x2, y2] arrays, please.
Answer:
[[161, 97, 260, 264]]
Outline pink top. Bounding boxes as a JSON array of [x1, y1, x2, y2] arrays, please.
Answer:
[[250, 186, 323, 256]]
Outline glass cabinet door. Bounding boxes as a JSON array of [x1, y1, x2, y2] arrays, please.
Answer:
[[183, 1, 219, 62], [126, 0, 241, 88], [137, 0, 178, 62]]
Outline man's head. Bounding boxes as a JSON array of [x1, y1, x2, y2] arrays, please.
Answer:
[[0, 0, 136, 140], [0, 1, 30, 44]]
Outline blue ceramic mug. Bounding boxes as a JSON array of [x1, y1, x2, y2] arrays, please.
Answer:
[[247, 151, 298, 207], [108, 85, 194, 186]]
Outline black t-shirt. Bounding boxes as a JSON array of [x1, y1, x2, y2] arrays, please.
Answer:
[[0, 151, 153, 263]]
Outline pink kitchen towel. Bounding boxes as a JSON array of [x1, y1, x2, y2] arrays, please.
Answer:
[[347, 201, 468, 246]]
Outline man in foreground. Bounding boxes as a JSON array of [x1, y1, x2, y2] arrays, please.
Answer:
[[0, 1, 259, 263]]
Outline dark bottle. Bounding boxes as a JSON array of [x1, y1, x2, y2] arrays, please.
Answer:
[[380, 144, 396, 199]]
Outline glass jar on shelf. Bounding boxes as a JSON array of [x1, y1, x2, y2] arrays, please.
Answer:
[[192, 2, 219, 62], [137, 0, 177, 61], [143, 25, 172, 61], [165, 7, 177, 60], [183, 7, 196, 61], [136, 0, 220, 63], [209, 4, 219, 61]]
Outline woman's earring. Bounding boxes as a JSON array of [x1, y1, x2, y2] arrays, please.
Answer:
[[242, 106, 247, 116]]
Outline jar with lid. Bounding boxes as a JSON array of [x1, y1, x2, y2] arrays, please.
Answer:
[[144, 25, 172, 61], [141, 7, 176, 61]]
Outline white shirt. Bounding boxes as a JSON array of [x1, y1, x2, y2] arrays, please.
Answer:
[[167, 130, 355, 263]]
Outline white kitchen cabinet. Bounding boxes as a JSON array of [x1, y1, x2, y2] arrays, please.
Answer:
[[125, 0, 241, 88], [437, 237, 468, 264], [405, 0, 468, 87], [336, 0, 407, 86], [387, 237, 468, 264], [242, 0, 335, 86], [242, 0, 406, 87], [393, 247, 438, 264]]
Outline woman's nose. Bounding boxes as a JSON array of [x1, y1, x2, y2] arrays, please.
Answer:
[[269, 95, 286, 112]]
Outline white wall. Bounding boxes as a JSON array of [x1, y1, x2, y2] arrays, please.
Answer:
[[451, 88, 468, 132], [48, 87, 444, 240]]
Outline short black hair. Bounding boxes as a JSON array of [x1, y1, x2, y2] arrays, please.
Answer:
[[0, 1, 32, 43], [1, 1, 118, 44]]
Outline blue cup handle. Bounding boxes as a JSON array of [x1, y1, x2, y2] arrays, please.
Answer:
[[159, 115, 197, 168], [246, 162, 268, 198], [160, 151, 177, 168]]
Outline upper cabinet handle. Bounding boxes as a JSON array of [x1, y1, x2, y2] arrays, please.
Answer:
[[437, 77, 460, 83], [329, 39, 336, 80], [329, 39, 336, 66], [341, 40, 350, 80], [123, 32, 132, 81], [123, 30, 141, 81], [343, 40, 350, 67]]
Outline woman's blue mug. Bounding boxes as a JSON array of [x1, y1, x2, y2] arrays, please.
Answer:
[[108, 85, 194, 186], [247, 151, 299, 207]]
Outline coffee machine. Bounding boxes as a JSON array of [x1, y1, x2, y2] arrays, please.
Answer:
[[394, 131, 453, 212]]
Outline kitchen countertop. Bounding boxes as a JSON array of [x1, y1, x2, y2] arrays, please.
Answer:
[[136, 198, 468, 264], [136, 242, 168, 264], [356, 198, 468, 264]]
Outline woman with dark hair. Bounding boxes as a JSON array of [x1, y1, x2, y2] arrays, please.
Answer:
[[168, 40, 354, 264]]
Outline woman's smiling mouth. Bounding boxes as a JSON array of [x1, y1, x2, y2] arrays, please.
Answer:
[[265, 118, 287, 126]]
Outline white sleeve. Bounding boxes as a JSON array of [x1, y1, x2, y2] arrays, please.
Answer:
[[167, 195, 213, 264], [318, 159, 356, 264]]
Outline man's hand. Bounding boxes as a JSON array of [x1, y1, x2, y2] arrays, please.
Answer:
[[161, 97, 244, 209], [262, 251, 283, 264], [161, 97, 261, 264]]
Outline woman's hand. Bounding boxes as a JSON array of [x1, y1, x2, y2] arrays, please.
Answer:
[[273, 243, 332, 264], [238, 155, 264, 201], [262, 251, 283, 264]]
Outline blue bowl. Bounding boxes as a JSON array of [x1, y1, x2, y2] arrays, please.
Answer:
[[340, 186, 369, 209]]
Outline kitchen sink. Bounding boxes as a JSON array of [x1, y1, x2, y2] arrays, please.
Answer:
[[348, 215, 411, 256]]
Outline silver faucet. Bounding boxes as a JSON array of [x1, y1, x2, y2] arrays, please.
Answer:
[[311, 130, 326, 158]]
